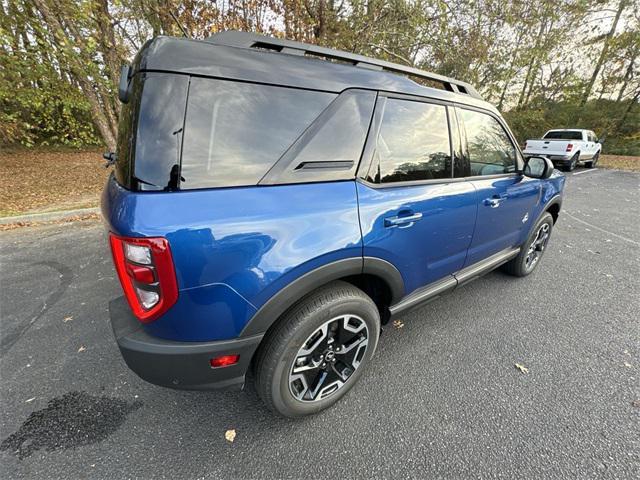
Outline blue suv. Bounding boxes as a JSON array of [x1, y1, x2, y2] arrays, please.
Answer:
[[103, 31, 565, 417]]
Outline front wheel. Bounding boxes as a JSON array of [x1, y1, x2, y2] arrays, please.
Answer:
[[503, 212, 554, 277], [254, 281, 380, 417], [585, 151, 599, 168]]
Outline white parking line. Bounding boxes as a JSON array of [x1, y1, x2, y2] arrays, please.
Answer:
[[573, 168, 599, 176], [564, 211, 640, 246]]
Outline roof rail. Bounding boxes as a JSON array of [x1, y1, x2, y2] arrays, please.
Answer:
[[205, 31, 482, 100]]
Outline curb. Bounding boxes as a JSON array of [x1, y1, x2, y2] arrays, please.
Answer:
[[0, 207, 101, 225]]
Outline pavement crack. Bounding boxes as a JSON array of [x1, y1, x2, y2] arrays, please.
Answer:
[[0, 261, 73, 357]]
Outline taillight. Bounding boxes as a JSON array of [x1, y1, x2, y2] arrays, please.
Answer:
[[566, 143, 573, 152], [109, 234, 178, 323]]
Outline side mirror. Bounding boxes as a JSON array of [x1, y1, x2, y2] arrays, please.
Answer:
[[118, 65, 132, 104], [524, 156, 554, 179], [598, 135, 606, 144]]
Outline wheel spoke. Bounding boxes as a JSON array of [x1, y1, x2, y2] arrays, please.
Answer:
[[289, 314, 369, 403]]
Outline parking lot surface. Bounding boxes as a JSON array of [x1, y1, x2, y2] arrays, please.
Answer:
[[1, 168, 639, 479]]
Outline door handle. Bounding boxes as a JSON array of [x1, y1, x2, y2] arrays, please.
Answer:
[[384, 212, 423, 228], [483, 195, 506, 208]]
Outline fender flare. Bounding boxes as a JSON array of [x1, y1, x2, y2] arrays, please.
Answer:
[[240, 256, 404, 337], [543, 194, 562, 216]]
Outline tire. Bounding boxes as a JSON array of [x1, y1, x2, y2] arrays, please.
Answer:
[[503, 212, 554, 277], [254, 281, 380, 418], [564, 153, 579, 171], [585, 151, 599, 168]]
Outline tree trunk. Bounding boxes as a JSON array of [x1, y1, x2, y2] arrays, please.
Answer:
[[580, 0, 627, 107], [518, 20, 546, 108], [32, 0, 118, 149], [616, 88, 639, 130], [616, 51, 637, 102]]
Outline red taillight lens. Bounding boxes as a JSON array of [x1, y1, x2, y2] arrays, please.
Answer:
[[566, 143, 573, 152], [109, 234, 178, 323], [210, 355, 240, 368], [125, 264, 156, 284]]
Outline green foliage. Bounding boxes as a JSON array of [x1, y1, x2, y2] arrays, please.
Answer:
[[0, 55, 101, 147], [1, 0, 639, 154]]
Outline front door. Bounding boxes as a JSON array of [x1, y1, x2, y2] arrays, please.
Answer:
[[456, 107, 540, 265], [357, 96, 477, 296]]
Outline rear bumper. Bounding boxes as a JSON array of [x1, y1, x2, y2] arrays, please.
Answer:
[[109, 297, 263, 390], [548, 155, 573, 166], [524, 152, 572, 166]]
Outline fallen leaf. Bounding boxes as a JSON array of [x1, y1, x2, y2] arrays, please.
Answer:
[[632, 400, 640, 408], [77, 345, 86, 353], [25, 397, 36, 403], [515, 363, 529, 374], [392, 320, 404, 329], [63, 316, 73, 322], [624, 361, 632, 368], [225, 429, 236, 443]]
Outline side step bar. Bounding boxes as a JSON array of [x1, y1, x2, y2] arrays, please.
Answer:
[[389, 247, 520, 318]]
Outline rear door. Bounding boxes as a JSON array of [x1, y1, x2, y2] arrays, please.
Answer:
[[456, 107, 540, 265], [356, 95, 477, 296]]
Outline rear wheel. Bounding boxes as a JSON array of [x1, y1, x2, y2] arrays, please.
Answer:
[[254, 281, 380, 417], [564, 153, 579, 171], [503, 212, 554, 277]]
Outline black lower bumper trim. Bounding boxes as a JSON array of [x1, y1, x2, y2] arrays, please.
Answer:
[[109, 297, 263, 390]]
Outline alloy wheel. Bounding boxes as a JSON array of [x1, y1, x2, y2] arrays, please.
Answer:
[[289, 315, 369, 402], [525, 223, 551, 271]]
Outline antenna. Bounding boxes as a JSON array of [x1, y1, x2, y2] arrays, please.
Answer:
[[169, 11, 190, 39]]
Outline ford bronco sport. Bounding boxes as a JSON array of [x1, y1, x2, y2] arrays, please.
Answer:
[[103, 31, 565, 417]]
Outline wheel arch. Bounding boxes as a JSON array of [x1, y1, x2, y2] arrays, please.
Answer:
[[240, 257, 404, 338], [544, 195, 562, 224]]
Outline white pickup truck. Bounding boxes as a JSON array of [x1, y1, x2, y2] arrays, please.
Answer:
[[523, 129, 602, 171]]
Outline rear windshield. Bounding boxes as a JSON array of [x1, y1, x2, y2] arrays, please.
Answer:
[[115, 73, 189, 190], [180, 78, 336, 189], [543, 131, 583, 140]]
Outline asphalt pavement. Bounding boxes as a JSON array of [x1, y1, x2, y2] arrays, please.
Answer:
[[1, 167, 639, 479]]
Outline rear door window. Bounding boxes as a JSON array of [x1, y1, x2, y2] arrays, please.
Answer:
[[181, 78, 335, 189], [372, 98, 452, 183]]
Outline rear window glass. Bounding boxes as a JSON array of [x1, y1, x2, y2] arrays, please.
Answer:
[[374, 99, 451, 183], [543, 131, 583, 140], [180, 78, 335, 189], [134, 74, 189, 190]]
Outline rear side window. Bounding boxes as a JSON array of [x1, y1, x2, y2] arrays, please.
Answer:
[[458, 109, 516, 176], [180, 78, 335, 189], [373, 99, 451, 183]]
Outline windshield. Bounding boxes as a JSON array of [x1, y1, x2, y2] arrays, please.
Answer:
[[543, 131, 583, 140]]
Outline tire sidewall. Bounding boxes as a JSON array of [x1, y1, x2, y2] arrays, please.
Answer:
[[569, 153, 579, 171], [270, 297, 380, 417]]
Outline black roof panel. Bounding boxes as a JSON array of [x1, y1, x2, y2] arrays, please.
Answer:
[[134, 33, 496, 113]]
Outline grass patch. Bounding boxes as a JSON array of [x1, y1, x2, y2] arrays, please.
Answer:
[[599, 155, 640, 172], [0, 148, 109, 217]]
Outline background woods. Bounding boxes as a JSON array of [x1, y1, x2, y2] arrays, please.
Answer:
[[1, 0, 639, 154]]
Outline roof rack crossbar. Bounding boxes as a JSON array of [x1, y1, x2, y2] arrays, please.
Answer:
[[205, 31, 482, 100]]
